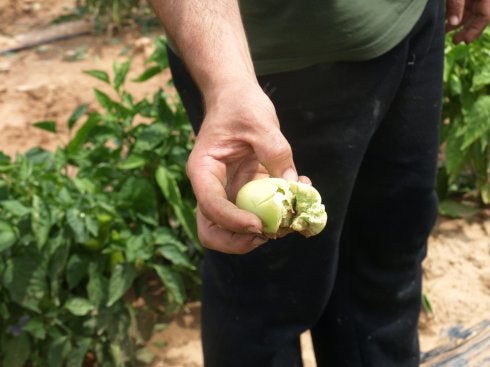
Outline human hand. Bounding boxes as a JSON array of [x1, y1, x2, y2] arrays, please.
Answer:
[[446, 0, 490, 43], [186, 79, 298, 254]]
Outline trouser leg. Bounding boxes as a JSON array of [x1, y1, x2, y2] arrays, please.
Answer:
[[169, 50, 403, 367], [167, 0, 444, 363], [311, 1, 445, 366]]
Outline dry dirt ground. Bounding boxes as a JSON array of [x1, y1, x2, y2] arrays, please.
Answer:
[[1, 1, 489, 366]]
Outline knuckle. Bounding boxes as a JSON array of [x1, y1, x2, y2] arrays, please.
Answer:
[[270, 138, 293, 161]]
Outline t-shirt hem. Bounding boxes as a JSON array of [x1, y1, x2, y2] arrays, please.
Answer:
[[252, 0, 428, 75]]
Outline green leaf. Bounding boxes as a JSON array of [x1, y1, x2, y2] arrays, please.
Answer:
[[133, 122, 168, 152], [1, 200, 31, 217], [47, 335, 71, 367], [480, 182, 490, 204], [154, 90, 175, 124], [117, 154, 146, 170], [438, 199, 480, 218], [152, 264, 186, 306], [67, 208, 88, 244], [85, 214, 99, 237], [47, 234, 70, 303], [448, 73, 462, 96], [23, 318, 46, 340], [66, 338, 91, 367], [148, 37, 169, 69], [3, 247, 47, 312], [158, 244, 195, 270], [106, 263, 136, 307], [155, 166, 198, 242], [471, 65, 490, 91], [155, 165, 182, 206], [154, 227, 186, 251], [0, 151, 11, 165], [0, 220, 17, 252], [461, 95, 490, 149], [2, 333, 30, 367], [31, 195, 51, 248], [94, 89, 116, 111], [68, 103, 89, 129], [87, 263, 106, 307], [444, 121, 468, 180], [173, 201, 198, 244], [73, 177, 97, 194], [0, 180, 8, 200], [422, 293, 433, 315], [66, 112, 101, 155], [117, 176, 158, 222], [66, 254, 88, 290], [84, 69, 111, 84], [0, 301, 8, 319], [17, 155, 33, 181], [133, 65, 163, 82], [124, 235, 152, 263], [110, 343, 125, 366], [33, 120, 57, 133], [26, 147, 53, 165], [113, 59, 131, 91], [65, 297, 95, 316]]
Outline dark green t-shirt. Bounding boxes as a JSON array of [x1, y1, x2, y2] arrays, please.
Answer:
[[240, 0, 428, 74]]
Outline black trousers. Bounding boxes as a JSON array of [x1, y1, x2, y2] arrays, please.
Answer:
[[168, 1, 445, 365]]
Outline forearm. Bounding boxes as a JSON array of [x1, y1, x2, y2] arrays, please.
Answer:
[[149, 1, 298, 253], [148, 0, 256, 103]]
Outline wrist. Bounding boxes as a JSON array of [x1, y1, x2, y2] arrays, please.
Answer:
[[201, 75, 261, 109]]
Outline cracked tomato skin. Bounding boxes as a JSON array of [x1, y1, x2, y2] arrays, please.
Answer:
[[235, 178, 291, 234], [235, 177, 327, 238]]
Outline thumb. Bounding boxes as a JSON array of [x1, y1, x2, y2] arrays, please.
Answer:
[[446, 0, 464, 26], [252, 128, 298, 181]]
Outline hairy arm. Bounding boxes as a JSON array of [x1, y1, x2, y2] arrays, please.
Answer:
[[148, 0, 255, 99], [148, 0, 298, 253]]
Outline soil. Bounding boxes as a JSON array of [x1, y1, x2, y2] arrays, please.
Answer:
[[1, 1, 489, 366]]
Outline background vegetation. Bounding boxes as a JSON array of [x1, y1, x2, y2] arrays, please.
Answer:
[[0, 38, 200, 366], [439, 30, 490, 213]]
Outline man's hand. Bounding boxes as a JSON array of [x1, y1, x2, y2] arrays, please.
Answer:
[[446, 0, 490, 43], [147, 0, 299, 253], [187, 79, 298, 254]]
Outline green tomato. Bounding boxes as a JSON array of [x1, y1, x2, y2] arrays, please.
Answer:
[[236, 177, 327, 237], [97, 213, 112, 225], [109, 250, 125, 271], [83, 238, 104, 251]]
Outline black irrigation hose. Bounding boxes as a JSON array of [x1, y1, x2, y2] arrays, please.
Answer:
[[420, 319, 490, 366]]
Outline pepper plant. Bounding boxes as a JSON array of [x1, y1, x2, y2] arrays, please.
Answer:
[[0, 37, 200, 366], [439, 29, 490, 205]]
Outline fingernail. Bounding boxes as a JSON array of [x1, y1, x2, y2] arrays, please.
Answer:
[[282, 168, 298, 181], [247, 225, 263, 234], [449, 15, 460, 26]]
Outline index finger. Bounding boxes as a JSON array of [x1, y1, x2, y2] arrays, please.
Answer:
[[196, 206, 268, 254], [187, 154, 263, 235]]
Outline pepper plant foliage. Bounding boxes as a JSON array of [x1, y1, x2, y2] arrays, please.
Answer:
[[0, 38, 200, 366], [440, 29, 490, 205]]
